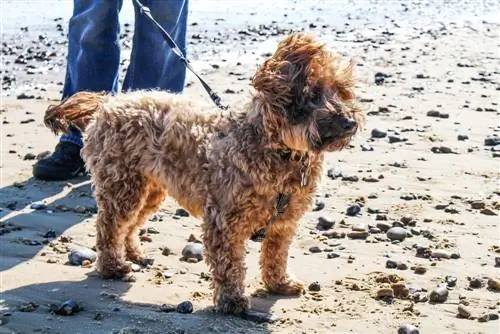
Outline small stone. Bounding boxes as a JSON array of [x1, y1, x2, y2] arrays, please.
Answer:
[[398, 324, 420, 334], [140, 235, 152, 242], [312, 200, 325, 211], [376, 222, 391, 232], [478, 313, 499, 322], [397, 262, 408, 270], [30, 202, 47, 210], [413, 266, 426, 275], [347, 231, 369, 239], [68, 247, 97, 266], [176, 301, 193, 314], [131, 264, 141, 272], [346, 204, 361, 216], [371, 128, 387, 138], [387, 227, 407, 241], [369, 227, 382, 234], [73, 205, 87, 214], [430, 250, 451, 259], [480, 208, 497, 216], [309, 246, 322, 253], [308, 281, 321, 292], [445, 276, 457, 287], [161, 246, 171, 256], [160, 304, 176, 313], [327, 252, 340, 259], [457, 304, 471, 319], [317, 216, 335, 230], [376, 287, 394, 298], [386, 260, 398, 269], [487, 277, 500, 291], [181, 243, 204, 262], [351, 223, 367, 232], [429, 285, 449, 303], [469, 277, 483, 289], [175, 208, 190, 217], [457, 134, 469, 141], [23, 153, 36, 160], [50, 299, 81, 316], [470, 201, 485, 210], [19, 302, 39, 312]]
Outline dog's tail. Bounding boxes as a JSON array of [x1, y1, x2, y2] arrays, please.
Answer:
[[44, 91, 105, 135]]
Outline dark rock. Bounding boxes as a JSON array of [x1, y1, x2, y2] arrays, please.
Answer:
[[176, 301, 193, 314], [317, 216, 334, 230], [371, 128, 387, 138], [308, 281, 321, 292], [429, 285, 449, 303], [50, 299, 82, 316], [346, 204, 361, 216], [469, 277, 483, 289], [309, 246, 322, 253], [445, 276, 457, 287], [398, 324, 420, 334]]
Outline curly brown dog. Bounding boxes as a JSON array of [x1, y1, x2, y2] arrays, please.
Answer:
[[43, 32, 363, 314]]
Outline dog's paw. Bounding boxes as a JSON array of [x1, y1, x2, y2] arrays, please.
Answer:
[[216, 295, 249, 314], [96, 261, 132, 279], [266, 279, 305, 296]]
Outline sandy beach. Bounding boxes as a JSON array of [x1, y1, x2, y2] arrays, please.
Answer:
[[1, 1, 500, 333]]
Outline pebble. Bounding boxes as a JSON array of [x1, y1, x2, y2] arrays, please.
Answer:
[[445, 276, 457, 287], [429, 285, 449, 303], [469, 277, 483, 289], [317, 216, 335, 230], [457, 304, 471, 319], [371, 128, 387, 139], [376, 287, 394, 298], [50, 299, 81, 316], [398, 324, 420, 334], [68, 247, 97, 266], [181, 243, 204, 262], [430, 250, 451, 259], [351, 223, 367, 232], [487, 277, 500, 290], [478, 313, 499, 322], [131, 264, 141, 272], [308, 281, 321, 292], [30, 201, 47, 210], [346, 204, 361, 216], [484, 136, 500, 146], [309, 246, 322, 253], [386, 227, 407, 241], [413, 265, 427, 275], [312, 200, 325, 211], [327, 252, 340, 259], [161, 246, 172, 256], [369, 227, 382, 234], [376, 222, 391, 232], [175, 208, 190, 217], [176, 301, 193, 314], [347, 231, 369, 239], [457, 134, 469, 141]]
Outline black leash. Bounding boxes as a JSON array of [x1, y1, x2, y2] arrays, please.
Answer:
[[250, 193, 291, 242], [134, 0, 229, 111]]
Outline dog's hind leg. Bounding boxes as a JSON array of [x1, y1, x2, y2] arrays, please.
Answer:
[[93, 170, 148, 279], [125, 181, 167, 265]]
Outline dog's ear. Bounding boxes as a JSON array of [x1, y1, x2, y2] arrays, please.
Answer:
[[251, 33, 329, 124]]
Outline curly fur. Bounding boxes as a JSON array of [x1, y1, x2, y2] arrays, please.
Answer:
[[43, 33, 363, 314]]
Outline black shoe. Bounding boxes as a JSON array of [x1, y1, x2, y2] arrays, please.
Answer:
[[33, 142, 85, 181]]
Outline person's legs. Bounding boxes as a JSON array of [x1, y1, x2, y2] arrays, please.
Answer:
[[34, 0, 123, 181], [122, 0, 188, 93]]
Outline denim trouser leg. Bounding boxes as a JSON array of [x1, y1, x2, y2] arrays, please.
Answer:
[[60, 0, 123, 147], [122, 0, 189, 93]]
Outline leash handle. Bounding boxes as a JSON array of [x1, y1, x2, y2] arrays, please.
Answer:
[[133, 0, 229, 111]]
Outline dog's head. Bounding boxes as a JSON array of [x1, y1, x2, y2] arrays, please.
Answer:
[[250, 33, 363, 153]]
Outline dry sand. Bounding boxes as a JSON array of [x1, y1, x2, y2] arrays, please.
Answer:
[[1, 1, 499, 333]]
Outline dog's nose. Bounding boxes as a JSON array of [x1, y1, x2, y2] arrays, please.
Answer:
[[340, 118, 356, 131]]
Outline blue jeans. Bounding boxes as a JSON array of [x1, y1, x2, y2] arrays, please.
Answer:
[[60, 0, 189, 147]]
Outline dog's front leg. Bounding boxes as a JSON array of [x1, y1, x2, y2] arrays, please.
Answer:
[[259, 221, 305, 295], [202, 206, 249, 314]]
